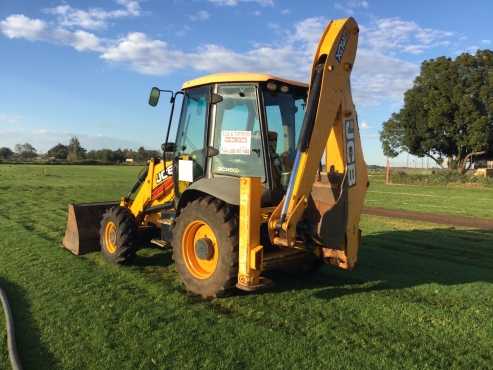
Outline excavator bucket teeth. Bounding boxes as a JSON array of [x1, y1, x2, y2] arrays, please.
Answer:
[[62, 202, 118, 255]]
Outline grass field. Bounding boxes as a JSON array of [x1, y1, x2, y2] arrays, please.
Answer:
[[0, 164, 492, 369], [367, 172, 493, 218]]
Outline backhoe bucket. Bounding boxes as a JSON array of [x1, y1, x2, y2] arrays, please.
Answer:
[[62, 202, 118, 255]]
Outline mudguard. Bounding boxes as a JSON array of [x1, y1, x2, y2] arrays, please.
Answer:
[[178, 177, 241, 208]]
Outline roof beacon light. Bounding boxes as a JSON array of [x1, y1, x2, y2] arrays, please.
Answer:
[[266, 82, 277, 91]]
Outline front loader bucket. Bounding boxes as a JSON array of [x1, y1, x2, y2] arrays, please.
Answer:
[[62, 202, 118, 255]]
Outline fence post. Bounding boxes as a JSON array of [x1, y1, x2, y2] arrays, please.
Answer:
[[385, 158, 391, 185]]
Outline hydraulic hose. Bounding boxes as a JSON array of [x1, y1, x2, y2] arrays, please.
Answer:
[[0, 286, 22, 370]]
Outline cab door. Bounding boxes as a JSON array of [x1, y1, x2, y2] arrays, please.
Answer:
[[173, 86, 210, 198]]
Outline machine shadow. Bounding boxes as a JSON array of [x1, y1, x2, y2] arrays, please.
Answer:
[[127, 228, 493, 299], [0, 277, 60, 369], [132, 247, 173, 268], [262, 227, 493, 299]]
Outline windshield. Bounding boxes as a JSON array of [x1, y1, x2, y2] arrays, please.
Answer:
[[212, 84, 265, 178], [262, 84, 307, 185]]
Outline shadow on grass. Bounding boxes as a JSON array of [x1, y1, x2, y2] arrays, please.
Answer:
[[132, 248, 173, 268], [123, 228, 493, 300], [262, 227, 493, 299], [0, 277, 60, 370]]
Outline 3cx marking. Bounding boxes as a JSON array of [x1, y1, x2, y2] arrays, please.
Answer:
[[335, 31, 348, 63]]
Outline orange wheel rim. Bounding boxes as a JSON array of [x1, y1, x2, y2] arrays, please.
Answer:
[[182, 220, 218, 279], [104, 221, 117, 254]]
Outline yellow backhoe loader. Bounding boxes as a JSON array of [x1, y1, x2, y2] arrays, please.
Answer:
[[62, 17, 368, 298]]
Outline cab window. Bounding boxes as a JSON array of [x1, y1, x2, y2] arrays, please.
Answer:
[[262, 85, 307, 188], [175, 86, 209, 180], [212, 84, 265, 179]]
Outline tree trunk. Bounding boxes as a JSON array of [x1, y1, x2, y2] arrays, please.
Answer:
[[457, 159, 466, 174]]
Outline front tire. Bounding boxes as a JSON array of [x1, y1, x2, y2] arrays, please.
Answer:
[[100, 206, 137, 264], [172, 197, 238, 299]]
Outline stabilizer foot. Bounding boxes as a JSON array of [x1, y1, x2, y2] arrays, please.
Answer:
[[236, 277, 273, 292]]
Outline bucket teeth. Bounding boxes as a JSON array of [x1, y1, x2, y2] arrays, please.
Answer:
[[62, 202, 118, 255]]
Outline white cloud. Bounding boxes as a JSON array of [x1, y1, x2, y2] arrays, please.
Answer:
[[353, 49, 419, 105], [189, 10, 210, 22], [116, 0, 141, 16], [0, 9, 457, 107], [44, 0, 141, 30], [0, 14, 46, 40], [464, 45, 480, 53], [85, 16, 448, 106], [481, 39, 491, 45], [101, 32, 186, 75], [361, 18, 453, 55], [0, 128, 146, 152], [360, 121, 369, 129], [281, 9, 290, 15], [175, 25, 192, 37], [292, 16, 325, 46], [71, 30, 102, 51], [0, 113, 22, 125], [335, 0, 369, 15], [52, 28, 104, 52], [0, 13, 104, 52], [208, 0, 274, 6]]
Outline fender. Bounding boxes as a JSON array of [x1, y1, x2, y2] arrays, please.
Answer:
[[177, 177, 241, 210]]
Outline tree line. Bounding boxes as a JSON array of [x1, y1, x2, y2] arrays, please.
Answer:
[[0, 137, 160, 163]]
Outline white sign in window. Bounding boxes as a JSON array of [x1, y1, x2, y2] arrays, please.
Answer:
[[178, 160, 194, 182], [220, 130, 252, 155]]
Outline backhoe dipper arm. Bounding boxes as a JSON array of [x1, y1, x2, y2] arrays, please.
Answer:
[[268, 18, 368, 268]]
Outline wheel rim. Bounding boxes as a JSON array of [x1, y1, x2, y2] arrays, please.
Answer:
[[182, 220, 219, 279], [104, 221, 118, 254]]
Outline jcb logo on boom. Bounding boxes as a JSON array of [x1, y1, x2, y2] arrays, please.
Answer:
[[345, 119, 356, 187], [156, 165, 173, 184]]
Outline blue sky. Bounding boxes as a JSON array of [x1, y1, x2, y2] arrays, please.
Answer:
[[0, 0, 491, 165]]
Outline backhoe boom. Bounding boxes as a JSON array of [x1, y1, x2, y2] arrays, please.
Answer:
[[268, 17, 368, 269]]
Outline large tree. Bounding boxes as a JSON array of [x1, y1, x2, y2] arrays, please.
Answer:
[[67, 137, 86, 161], [47, 143, 69, 160], [0, 147, 13, 160], [14, 143, 37, 159], [380, 49, 492, 172]]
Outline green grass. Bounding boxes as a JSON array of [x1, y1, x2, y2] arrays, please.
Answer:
[[366, 172, 493, 218], [0, 164, 492, 369]]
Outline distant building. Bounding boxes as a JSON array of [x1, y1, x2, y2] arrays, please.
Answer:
[[125, 158, 134, 163], [473, 153, 493, 177]]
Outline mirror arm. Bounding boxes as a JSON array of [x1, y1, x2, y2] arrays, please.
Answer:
[[163, 91, 184, 173]]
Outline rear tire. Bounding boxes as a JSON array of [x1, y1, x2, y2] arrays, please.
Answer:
[[100, 206, 137, 264], [172, 197, 238, 299]]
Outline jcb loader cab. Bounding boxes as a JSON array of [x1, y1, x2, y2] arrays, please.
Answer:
[[63, 17, 368, 299], [158, 73, 308, 210]]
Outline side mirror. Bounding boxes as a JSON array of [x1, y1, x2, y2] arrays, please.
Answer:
[[206, 146, 219, 157], [149, 87, 160, 107], [161, 142, 176, 153]]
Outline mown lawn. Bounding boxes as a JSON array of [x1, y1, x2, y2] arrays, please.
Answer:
[[366, 172, 493, 218], [0, 164, 492, 369]]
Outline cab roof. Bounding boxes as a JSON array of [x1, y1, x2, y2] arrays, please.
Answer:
[[181, 72, 308, 90]]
